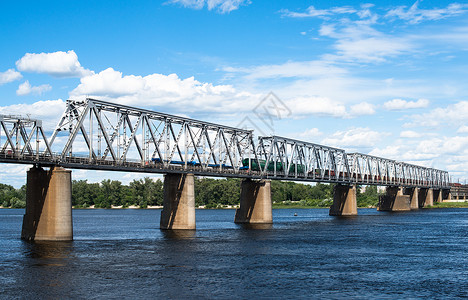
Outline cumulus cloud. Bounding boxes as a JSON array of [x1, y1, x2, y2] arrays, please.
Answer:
[[0, 69, 22, 85], [400, 130, 422, 138], [406, 101, 468, 127], [70, 67, 372, 120], [166, 0, 251, 13], [0, 99, 66, 128], [321, 127, 389, 148], [457, 125, 468, 133], [386, 2, 468, 24], [70, 67, 258, 113], [285, 96, 347, 118], [296, 128, 323, 142], [383, 98, 429, 110], [0, 164, 29, 187], [16, 50, 93, 78], [16, 80, 52, 96], [349, 102, 375, 116]]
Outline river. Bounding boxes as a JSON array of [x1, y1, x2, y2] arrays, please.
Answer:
[[1, 208, 467, 299]]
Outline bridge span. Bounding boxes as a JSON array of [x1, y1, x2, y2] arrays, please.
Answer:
[[0, 98, 459, 240]]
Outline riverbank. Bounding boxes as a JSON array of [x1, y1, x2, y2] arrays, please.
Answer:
[[429, 201, 468, 208]]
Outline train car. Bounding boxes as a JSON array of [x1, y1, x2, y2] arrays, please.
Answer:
[[242, 158, 305, 174]]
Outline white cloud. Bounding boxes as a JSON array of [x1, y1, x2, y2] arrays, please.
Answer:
[[296, 128, 322, 141], [457, 125, 468, 133], [280, 5, 356, 18], [70, 67, 259, 113], [0, 69, 22, 85], [166, 0, 250, 13], [224, 60, 347, 80], [321, 127, 388, 148], [386, 2, 468, 24], [0, 164, 29, 188], [400, 130, 422, 138], [349, 102, 375, 116], [383, 98, 429, 110], [16, 80, 52, 96], [286, 96, 347, 118], [406, 101, 468, 127], [0, 99, 66, 128], [16, 50, 93, 78], [331, 36, 413, 63], [369, 145, 438, 162]]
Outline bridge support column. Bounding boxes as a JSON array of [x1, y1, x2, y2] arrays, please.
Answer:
[[235, 179, 272, 224], [21, 166, 73, 241], [378, 186, 411, 211], [329, 184, 357, 216], [433, 189, 443, 203], [160, 173, 196, 230], [418, 188, 433, 208], [409, 187, 419, 210], [442, 189, 452, 202]]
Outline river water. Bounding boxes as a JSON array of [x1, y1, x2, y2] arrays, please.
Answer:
[[1, 208, 467, 299]]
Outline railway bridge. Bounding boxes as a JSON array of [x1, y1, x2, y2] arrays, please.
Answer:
[[0, 99, 459, 240]]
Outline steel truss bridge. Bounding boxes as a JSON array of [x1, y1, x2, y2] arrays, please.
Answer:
[[0, 98, 450, 188]]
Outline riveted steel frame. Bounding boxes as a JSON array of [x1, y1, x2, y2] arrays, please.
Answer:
[[0, 114, 52, 160], [347, 153, 449, 187], [0, 99, 451, 189], [48, 98, 257, 174], [256, 136, 350, 182]]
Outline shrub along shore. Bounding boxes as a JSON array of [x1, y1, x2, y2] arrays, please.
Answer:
[[1, 178, 466, 209]]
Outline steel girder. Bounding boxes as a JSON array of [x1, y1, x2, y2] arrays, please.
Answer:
[[48, 98, 256, 172], [347, 153, 450, 187], [0, 114, 52, 160], [0, 99, 452, 188], [256, 136, 350, 182]]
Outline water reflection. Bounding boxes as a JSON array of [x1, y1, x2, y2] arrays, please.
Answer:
[[17, 241, 75, 298], [237, 223, 273, 230], [161, 229, 196, 239], [22, 240, 74, 260]]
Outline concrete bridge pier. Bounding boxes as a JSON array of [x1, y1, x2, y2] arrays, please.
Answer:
[[21, 166, 73, 241], [160, 173, 196, 230], [329, 184, 357, 216], [234, 179, 272, 224], [418, 188, 433, 208], [377, 186, 411, 211], [408, 187, 419, 210], [442, 189, 452, 202], [433, 189, 443, 203]]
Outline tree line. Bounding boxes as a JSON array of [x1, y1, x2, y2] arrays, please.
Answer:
[[0, 177, 382, 208]]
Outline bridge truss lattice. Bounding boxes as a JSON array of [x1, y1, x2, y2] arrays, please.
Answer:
[[0, 98, 451, 188]]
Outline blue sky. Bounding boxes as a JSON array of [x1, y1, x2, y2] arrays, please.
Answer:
[[1, 0, 468, 187]]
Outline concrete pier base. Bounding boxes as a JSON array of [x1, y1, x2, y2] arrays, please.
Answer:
[[21, 166, 73, 241], [442, 189, 452, 202], [419, 188, 433, 208], [234, 179, 272, 224], [409, 188, 419, 210], [160, 173, 196, 230], [378, 186, 411, 211], [329, 184, 357, 216], [433, 189, 443, 203]]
